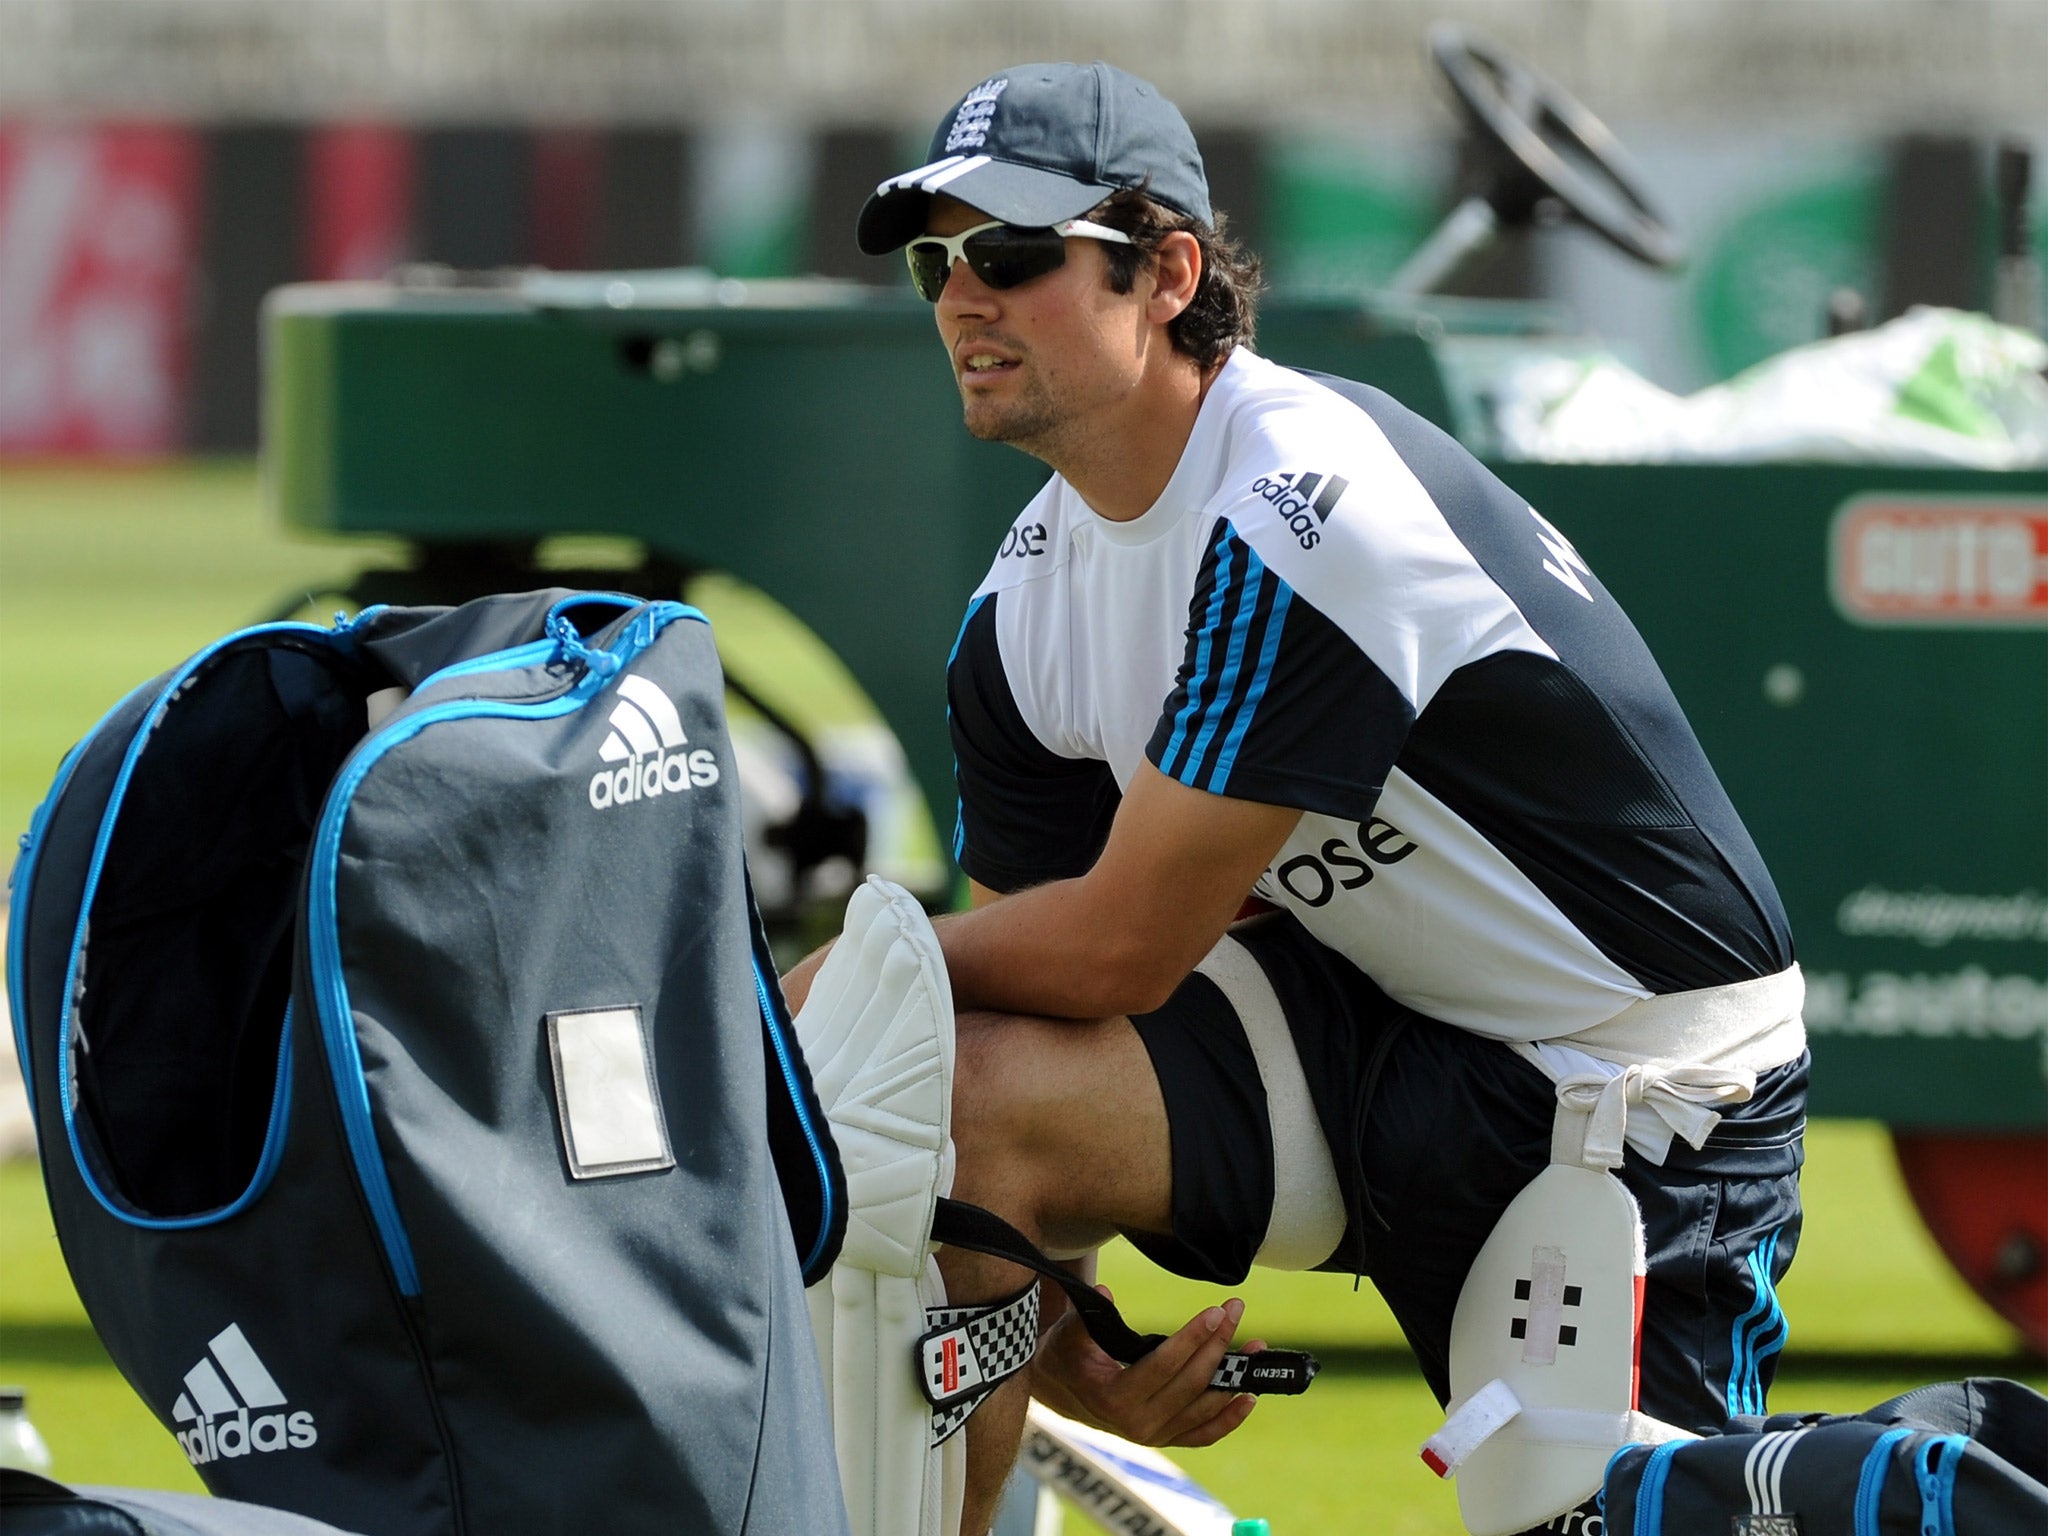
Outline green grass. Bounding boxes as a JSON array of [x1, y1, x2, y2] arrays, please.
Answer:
[[1, 465, 2040, 1532], [1097, 1120, 2040, 1532], [0, 464, 880, 847], [4, 1126, 2036, 1530]]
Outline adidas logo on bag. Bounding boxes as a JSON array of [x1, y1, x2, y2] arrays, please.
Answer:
[[171, 1324, 317, 1466], [587, 673, 721, 810]]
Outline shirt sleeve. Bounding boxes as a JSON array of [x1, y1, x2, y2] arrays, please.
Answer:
[[949, 592, 1121, 893], [1147, 520, 1414, 821]]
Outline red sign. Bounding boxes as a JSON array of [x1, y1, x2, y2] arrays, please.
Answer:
[[305, 124, 414, 282], [1831, 496, 2048, 627], [0, 124, 200, 456]]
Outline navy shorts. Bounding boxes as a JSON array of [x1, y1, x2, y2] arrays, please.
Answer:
[[1127, 914, 1807, 1436]]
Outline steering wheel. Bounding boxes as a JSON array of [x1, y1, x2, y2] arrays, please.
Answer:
[[1430, 23, 1683, 270]]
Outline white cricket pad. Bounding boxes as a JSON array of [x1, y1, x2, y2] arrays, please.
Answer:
[[797, 877, 966, 1536], [1433, 1161, 1677, 1535]]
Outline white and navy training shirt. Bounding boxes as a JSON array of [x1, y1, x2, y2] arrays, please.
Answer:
[[947, 349, 1793, 1042]]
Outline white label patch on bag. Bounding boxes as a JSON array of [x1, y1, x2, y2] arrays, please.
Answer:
[[545, 1005, 674, 1179]]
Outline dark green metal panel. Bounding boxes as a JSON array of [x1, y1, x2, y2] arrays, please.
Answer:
[[263, 282, 2047, 1125], [1498, 463, 2048, 1128]]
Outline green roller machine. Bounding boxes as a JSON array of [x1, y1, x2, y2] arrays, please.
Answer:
[[261, 31, 2047, 1355]]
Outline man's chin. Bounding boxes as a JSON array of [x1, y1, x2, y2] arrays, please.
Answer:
[[962, 403, 1051, 448]]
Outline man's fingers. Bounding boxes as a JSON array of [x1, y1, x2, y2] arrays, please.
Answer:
[[1120, 1297, 1242, 1391], [1161, 1296, 1244, 1397], [1035, 1293, 1267, 1448], [1164, 1390, 1256, 1449]]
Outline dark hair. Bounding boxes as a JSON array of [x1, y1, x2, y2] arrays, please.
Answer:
[[1089, 187, 1262, 370]]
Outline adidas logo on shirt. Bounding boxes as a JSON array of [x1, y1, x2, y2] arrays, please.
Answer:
[[1252, 469, 1350, 549], [170, 1323, 316, 1466], [588, 673, 721, 810]]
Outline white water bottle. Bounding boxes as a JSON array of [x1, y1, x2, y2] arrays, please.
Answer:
[[0, 1386, 54, 1474]]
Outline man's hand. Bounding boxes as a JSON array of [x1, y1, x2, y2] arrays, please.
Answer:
[[1030, 1285, 1262, 1448]]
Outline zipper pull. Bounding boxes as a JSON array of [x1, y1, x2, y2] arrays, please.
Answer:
[[329, 604, 389, 638], [545, 614, 623, 680]]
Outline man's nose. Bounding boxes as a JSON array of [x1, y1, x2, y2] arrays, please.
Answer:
[[935, 255, 998, 318]]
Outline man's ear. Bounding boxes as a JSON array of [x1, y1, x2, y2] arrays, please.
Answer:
[[1145, 230, 1203, 325]]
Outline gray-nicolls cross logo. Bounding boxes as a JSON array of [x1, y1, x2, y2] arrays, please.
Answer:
[[1509, 1244, 1583, 1365]]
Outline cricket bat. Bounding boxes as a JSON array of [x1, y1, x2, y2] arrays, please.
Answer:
[[1018, 1402, 1241, 1536]]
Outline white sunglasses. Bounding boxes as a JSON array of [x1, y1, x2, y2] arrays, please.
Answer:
[[904, 218, 1135, 301]]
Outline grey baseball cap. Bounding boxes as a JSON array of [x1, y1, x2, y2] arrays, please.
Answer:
[[856, 61, 1212, 254]]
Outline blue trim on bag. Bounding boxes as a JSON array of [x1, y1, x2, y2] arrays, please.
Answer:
[[54, 624, 335, 1227], [751, 962, 838, 1279], [416, 638, 560, 688], [62, 1007, 300, 1232], [1632, 1439, 1685, 1536], [308, 602, 697, 1296], [545, 592, 647, 630], [6, 681, 153, 1122], [1854, 1427, 1916, 1536], [1601, 1442, 1645, 1501]]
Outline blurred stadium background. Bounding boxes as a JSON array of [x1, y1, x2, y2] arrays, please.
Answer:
[[3, 0, 2045, 458], [2, 1, 2044, 1530]]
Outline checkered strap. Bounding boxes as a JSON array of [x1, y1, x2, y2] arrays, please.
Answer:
[[930, 1198, 1319, 1399], [919, 1282, 1040, 1445]]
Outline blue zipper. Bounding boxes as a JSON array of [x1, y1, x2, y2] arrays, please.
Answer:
[[412, 637, 560, 690], [51, 624, 335, 1225], [751, 962, 838, 1279], [6, 679, 156, 1123], [546, 592, 652, 630], [308, 602, 697, 1295], [1855, 1427, 1916, 1536]]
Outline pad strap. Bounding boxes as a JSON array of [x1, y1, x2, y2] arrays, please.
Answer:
[[919, 1283, 1040, 1444], [931, 1198, 1319, 1396]]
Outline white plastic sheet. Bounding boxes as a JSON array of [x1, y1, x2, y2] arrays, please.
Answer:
[[1495, 308, 2048, 468]]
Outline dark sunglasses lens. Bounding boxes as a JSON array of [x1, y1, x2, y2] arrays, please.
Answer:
[[967, 228, 1065, 291], [905, 227, 1068, 301], [906, 241, 951, 301]]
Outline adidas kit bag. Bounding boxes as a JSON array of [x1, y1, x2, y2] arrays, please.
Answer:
[[1602, 1376, 2048, 1535], [6, 590, 850, 1536], [1, 1467, 371, 1535]]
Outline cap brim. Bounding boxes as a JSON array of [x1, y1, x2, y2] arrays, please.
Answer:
[[856, 158, 1117, 254]]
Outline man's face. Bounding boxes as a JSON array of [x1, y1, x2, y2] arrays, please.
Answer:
[[924, 196, 1152, 461]]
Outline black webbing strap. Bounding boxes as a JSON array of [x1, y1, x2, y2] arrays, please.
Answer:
[[931, 1197, 1319, 1395]]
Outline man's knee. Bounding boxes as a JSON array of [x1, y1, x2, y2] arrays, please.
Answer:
[[949, 1012, 1056, 1201], [948, 1010, 1171, 1251]]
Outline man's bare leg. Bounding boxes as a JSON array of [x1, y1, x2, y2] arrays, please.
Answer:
[[940, 1008, 1255, 1536]]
